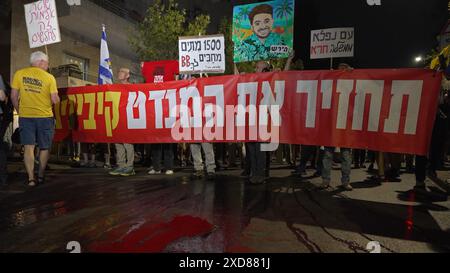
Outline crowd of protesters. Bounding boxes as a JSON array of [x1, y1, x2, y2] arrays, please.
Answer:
[[1, 49, 450, 195], [1, 1, 448, 192]]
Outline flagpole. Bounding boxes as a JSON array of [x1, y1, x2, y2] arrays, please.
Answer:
[[99, 23, 113, 167], [99, 24, 113, 85]]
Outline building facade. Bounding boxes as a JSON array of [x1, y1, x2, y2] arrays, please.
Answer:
[[8, 0, 143, 86]]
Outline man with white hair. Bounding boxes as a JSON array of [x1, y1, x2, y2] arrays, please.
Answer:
[[11, 51, 60, 187]]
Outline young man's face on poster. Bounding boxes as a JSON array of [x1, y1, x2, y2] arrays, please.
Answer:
[[251, 13, 274, 39]]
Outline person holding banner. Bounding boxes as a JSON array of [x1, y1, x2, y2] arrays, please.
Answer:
[[109, 68, 136, 177], [412, 50, 450, 191], [142, 61, 177, 176], [318, 63, 354, 191], [11, 51, 60, 187], [176, 74, 217, 179], [234, 62, 267, 184], [234, 51, 295, 184]]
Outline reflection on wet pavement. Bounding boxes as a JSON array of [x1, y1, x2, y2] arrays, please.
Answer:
[[0, 166, 449, 253]]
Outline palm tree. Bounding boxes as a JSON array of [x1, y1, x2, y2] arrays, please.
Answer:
[[237, 6, 251, 25], [275, 0, 294, 28]]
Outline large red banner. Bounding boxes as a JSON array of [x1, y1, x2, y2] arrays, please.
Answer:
[[54, 69, 442, 155]]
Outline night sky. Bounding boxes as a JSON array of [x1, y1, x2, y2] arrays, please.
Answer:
[[202, 0, 448, 69], [293, 0, 449, 69]]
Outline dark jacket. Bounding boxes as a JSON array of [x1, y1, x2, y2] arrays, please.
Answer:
[[0, 74, 13, 140]]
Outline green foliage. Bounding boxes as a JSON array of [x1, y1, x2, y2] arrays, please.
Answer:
[[129, 0, 210, 61], [218, 16, 235, 75], [185, 14, 211, 36], [236, 6, 251, 26], [275, 0, 294, 25]]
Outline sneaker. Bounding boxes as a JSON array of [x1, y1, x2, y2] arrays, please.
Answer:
[[37, 176, 45, 185], [414, 181, 426, 191], [292, 168, 306, 175], [28, 180, 37, 187], [148, 169, 162, 175], [193, 170, 204, 178], [340, 184, 353, 191], [103, 163, 112, 169], [207, 172, 216, 180], [120, 167, 136, 177], [240, 170, 250, 178], [109, 167, 125, 176], [165, 170, 174, 175], [75, 161, 89, 168], [249, 176, 266, 185], [387, 177, 402, 182], [366, 175, 383, 184], [317, 182, 330, 190], [88, 162, 97, 168]]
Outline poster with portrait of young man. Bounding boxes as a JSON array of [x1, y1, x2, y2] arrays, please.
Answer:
[[232, 0, 295, 63]]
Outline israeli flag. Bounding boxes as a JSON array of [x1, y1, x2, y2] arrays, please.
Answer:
[[98, 25, 113, 84]]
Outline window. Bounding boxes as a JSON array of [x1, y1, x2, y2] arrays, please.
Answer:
[[63, 53, 90, 81]]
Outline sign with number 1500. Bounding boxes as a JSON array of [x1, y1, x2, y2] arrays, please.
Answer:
[[179, 34, 225, 74]]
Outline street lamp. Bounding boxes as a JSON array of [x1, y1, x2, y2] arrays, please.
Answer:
[[415, 56, 423, 63]]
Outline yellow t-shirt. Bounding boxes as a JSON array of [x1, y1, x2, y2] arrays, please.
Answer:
[[11, 67, 58, 118]]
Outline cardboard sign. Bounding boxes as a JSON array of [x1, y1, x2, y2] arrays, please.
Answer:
[[179, 35, 225, 74], [24, 0, 62, 49], [310, 27, 354, 59]]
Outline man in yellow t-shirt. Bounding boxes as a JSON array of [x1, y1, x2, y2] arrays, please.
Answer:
[[11, 51, 60, 187]]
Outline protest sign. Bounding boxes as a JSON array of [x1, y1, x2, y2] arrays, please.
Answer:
[[53, 69, 441, 156], [233, 0, 295, 63], [179, 35, 225, 74], [142, 60, 179, 83], [310, 27, 354, 59], [24, 0, 62, 49]]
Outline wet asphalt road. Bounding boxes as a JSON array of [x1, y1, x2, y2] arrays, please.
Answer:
[[0, 162, 449, 253]]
